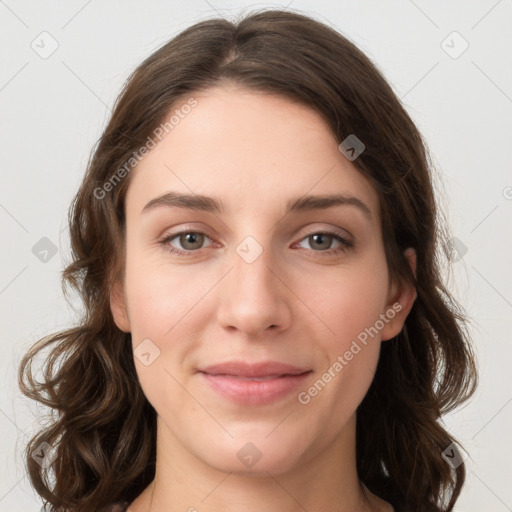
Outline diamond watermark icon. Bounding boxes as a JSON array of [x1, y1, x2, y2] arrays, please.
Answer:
[[441, 31, 469, 60], [446, 237, 468, 262], [32, 237, 58, 263], [237, 442, 263, 468], [339, 134, 365, 161], [31, 442, 57, 468], [236, 236, 263, 264], [31, 31, 59, 59], [134, 338, 161, 366], [442, 442, 468, 469]]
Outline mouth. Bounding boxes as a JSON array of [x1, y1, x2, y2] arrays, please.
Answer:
[[199, 360, 311, 378], [212, 374, 304, 381], [198, 362, 313, 405]]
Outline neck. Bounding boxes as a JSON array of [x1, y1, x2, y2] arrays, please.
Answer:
[[129, 414, 391, 512]]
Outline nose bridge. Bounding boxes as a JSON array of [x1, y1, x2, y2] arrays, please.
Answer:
[[232, 233, 280, 302], [215, 232, 291, 335]]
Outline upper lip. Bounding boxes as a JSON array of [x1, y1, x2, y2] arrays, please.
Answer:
[[199, 361, 311, 377]]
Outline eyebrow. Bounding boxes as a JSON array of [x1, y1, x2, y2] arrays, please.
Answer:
[[142, 191, 372, 219]]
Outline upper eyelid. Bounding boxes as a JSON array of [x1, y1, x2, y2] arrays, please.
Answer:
[[161, 220, 353, 236]]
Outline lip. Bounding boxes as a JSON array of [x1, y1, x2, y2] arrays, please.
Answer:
[[198, 360, 312, 405], [199, 360, 310, 377]]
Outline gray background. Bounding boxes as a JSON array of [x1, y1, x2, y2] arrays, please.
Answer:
[[1, 0, 511, 510]]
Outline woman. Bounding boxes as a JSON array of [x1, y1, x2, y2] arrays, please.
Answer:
[[19, 9, 478, 512]]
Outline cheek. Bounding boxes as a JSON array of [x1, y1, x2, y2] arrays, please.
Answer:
[[123, 261, 202, 412], [300, 260, 388, 406], [124, 248, 205, 337], [309, 259, 389, 344], [296, 276, 387, 433]]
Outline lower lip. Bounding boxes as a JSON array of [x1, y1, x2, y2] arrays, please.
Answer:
[[200, 371, 312, 405]]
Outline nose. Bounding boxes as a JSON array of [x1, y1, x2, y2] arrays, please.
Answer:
[[215, 237, 292, 338]]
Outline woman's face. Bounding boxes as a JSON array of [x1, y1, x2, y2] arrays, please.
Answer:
[[111, 85, 416, 475]]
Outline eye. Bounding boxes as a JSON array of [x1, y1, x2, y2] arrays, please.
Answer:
[[160, 231, 214, 255], [159, 229, 354, 257], [295, 231, 353, 255]]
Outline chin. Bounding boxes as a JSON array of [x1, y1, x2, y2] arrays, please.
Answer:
[[209, 455, 302, 477], [195, 434, 306, 476]]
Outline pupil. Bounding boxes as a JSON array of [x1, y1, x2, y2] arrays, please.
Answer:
[[313, 234, 329, 249], [183, 232, 201, 249]]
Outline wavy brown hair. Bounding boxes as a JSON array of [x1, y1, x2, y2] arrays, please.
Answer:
[[18, 8, 478, 512]]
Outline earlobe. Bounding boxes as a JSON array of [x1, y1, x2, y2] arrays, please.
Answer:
[[381, 247, 417, 341], [110, 279, 131, 333]]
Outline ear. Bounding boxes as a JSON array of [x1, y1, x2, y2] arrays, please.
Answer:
[[110, 278, 131, 333], [380, 247, 417, 341]]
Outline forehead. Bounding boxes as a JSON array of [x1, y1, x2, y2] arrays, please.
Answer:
[[125, 86, 379, 220]]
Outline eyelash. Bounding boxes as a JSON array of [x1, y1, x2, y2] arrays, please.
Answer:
[[158, 229, 354, 257]]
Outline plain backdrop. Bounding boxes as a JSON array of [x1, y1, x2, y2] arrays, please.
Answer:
[[1, 1, 511, 510]]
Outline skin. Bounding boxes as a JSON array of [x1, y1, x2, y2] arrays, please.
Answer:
[[110, 84, 417, 512]]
